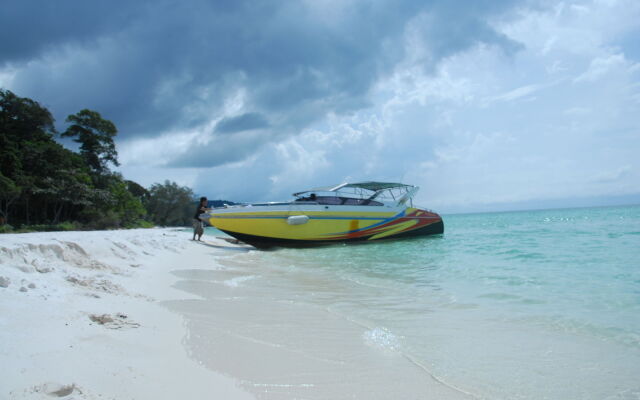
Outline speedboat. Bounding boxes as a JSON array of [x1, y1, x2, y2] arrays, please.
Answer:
[[201, 182, 444, 248]]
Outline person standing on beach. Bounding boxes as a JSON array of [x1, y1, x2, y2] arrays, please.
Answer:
[[193, 197, 208, 241]]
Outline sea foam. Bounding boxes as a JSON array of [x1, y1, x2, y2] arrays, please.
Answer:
[[363, 327, 401, 352]]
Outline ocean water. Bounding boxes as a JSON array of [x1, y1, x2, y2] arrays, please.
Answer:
[[171, 205, 640, 399]]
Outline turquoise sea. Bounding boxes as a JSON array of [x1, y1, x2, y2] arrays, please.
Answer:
[[181, 205, 640, 399]]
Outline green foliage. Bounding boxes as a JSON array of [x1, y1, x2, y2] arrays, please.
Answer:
[[0, 89, 56, 179], [75, 173, 146, 229], [57, 221, 81, 231], [18, 221, 82, 233], [0, 172, 21, 225], [1, 89, 58, 225], [0, 224, 14, 233], [126, 180, 149, 200], [0, 89, 204, 232], [108, 177, 147, 226], [146, 180, 196, 226], [33, 168, 94, 223], [61, 109, 119, 174], [79, 210, 122, 230], [133, 220, 155, 229], [11, 222, 81, 233]]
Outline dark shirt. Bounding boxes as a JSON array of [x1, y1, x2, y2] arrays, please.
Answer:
[[194, 204, 206, 220]]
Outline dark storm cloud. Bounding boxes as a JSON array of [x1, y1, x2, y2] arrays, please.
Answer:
[[0, 1, 146, 65], [1, 0, 523, 166], [215, 113, 269, 134], [168, 130, 274, 168]]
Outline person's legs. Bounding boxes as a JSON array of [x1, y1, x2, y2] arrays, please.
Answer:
[[196, 221, 204, 241], [192, 220, 199, 240]]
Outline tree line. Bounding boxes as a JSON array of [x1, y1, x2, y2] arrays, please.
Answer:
[[0, 89, 202, 232]]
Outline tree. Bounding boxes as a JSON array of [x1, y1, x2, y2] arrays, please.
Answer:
[[0, 173, 21, 225], [1, 89, 61, 225], [74, 172, 146, 229], [61, 109, 119, 174], [1, 89, 56, 180], [108, 178, 147, 227], [33, 169, 94, 223], [146, 180, 195, 226], [0, 89, 153, 230], [126, 180, 149, 201]]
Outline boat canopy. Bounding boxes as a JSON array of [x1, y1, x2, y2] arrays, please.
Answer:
[[293, 181, 413, 196]]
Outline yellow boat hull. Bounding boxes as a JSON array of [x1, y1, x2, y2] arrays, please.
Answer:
[[204, 206, 443, 248]]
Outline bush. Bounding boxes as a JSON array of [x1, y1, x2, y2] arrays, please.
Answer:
[[12, 222, 83, 233], [2, 219, 157, 233], [81, 210, 121, 230], [124, 219, 155, 229], [57, 221, 82, 231]]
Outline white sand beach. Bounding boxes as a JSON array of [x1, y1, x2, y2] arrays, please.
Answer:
[[0, 228, 473, 400], [0, 228, 254, 400]]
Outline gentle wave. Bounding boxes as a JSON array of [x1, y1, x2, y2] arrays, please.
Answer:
[[363, 327, 401, 352], [223, 275, 256, 287]]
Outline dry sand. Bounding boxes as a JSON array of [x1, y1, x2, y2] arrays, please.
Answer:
[[0, 228, 254, 400]]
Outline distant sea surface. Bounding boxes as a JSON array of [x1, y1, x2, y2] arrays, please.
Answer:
[[183, 205, 640, 399]]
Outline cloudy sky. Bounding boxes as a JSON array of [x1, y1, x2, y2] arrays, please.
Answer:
[[2, 0, 639, 212]]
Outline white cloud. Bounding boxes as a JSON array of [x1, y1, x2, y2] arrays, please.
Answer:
[[486, 83, 547, 103], [268, 0, 640, 211], [118, 130, 200, 167], [269, 139, 330, 186], [574, 53, 627, 82], [190, 0, 640, 212]]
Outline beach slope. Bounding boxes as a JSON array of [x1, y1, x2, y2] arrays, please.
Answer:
[[0, 228, 253, 399]]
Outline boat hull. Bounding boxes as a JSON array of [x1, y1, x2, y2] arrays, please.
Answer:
[[218, 220, 444, 249], [204, 205, 444, 249]]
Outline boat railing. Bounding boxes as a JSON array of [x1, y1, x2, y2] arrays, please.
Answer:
[[248, 202, 292, 207]]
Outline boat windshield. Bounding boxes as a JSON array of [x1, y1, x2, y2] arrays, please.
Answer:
[[293, 181, 418, 207], [294, 195, 383, 206]]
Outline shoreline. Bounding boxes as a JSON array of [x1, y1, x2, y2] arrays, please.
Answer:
[[165, 238, 474, 400], [0, 228, 253, 399], [1, 228, 473, 399], [3, 208, 638, 399]]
